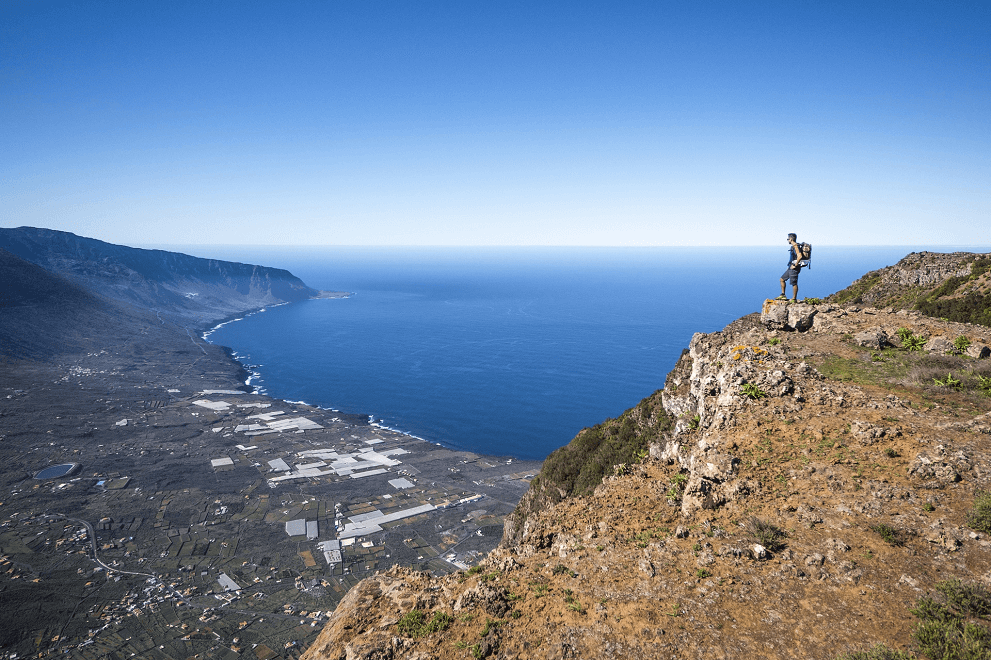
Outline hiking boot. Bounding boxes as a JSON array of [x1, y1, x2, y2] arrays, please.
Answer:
[[774, 295, 787, 300]]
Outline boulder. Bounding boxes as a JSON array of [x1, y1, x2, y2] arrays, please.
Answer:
[[680, 475, 724, 516], [760, 300, 817, 332], [924, 336, 955, 355], [854, 329, 889, 350], [787, 304, 818, 331], [967, 343, 991, 359], [760, 300, 790, 330]]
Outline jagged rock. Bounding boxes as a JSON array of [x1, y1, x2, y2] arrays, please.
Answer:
[[804, 553, 825, 566], [854, 329, 889, 350], [924, 336, 955, 355], [751, 544, 767, 560], [787, 304, 818, 331], [850, 420, 901, 445], [652, 440, 681, 464], [968, 343, 991, 359], [690, 452, 738, 482], [344, 631, 395, 660], [454, 583, 511, 618], [823, 538, 850, 553], [476, 629, 501, 658], [680, 476, 724, 516], [761, 300, 791, 330], [908, 449, 961, 484], [760, 300, 818, 331]]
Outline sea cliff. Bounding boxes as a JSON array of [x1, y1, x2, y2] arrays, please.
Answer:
[[302, 251, 991, 660]]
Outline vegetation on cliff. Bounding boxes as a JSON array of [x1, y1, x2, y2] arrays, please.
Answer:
[[502, 388, 673, 545], [829, 252, 991, 327]]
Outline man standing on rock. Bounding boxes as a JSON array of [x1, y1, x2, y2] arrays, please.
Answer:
[[777, 233, 803, 302]]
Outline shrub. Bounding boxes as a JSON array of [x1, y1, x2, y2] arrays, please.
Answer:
[[913, 617, 990, 659], [768, 337, 782, 345], [967, 492, 991, 535], [910, 578, 991, 660], [666, 472, 688, 503], [526, 389, 674, 502], [687, 414, 701, 431], [834, 644, 915, 660], [745, 517, 787, 552], [977, 376, 991, 397], [397, 609, 453, 638], [937, 579, 991, 619], [804, 297, 822, 305], [740, 383, 768, 400], [933, 372, 963, 389], [870, 523, 903, 546], [955, 336, 973, 352], [552, 564, 576, 577]]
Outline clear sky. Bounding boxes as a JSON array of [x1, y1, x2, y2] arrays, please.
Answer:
[[2, 1, 988, 246]]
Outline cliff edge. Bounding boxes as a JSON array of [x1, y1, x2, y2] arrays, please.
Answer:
[[301, 252, 991, 660]]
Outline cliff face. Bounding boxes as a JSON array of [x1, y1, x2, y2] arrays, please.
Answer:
[[301, 256, 991, 660], [0, 227, 320, 324]]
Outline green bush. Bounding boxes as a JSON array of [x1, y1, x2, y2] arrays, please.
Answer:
[[870, 523, 904, 546], [933, 372, 963, 389], [967, 492, 991, 535], [523, 389, 673, 502], [745, 517, 787, 552], [397, 609, 453, 638], [740, 383, 768, 400], [913, 618, 991, 659], [937, 580, 991, 619], [834, 644, 915, 660]]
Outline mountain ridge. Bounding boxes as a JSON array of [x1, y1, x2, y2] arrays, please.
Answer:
[[0, 227, 327, 327]]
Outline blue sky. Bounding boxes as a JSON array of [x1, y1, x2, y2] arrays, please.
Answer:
[[2, 1, 988, 246]]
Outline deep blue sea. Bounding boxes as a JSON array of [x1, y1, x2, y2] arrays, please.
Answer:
[[185, 246, 984, 461]]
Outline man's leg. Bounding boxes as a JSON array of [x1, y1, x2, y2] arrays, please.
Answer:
[[791, 282, 799, 302], [780, 278, 787, 296]]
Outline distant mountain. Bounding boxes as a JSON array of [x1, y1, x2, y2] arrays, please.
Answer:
[[0, 247, 145, 358], [0, 227, 320, 324]]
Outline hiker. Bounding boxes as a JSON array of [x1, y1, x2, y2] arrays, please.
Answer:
[[777, 233, 804, 302]]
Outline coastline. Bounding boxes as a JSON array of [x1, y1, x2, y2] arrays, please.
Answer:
[[198, 295, 497, 458]]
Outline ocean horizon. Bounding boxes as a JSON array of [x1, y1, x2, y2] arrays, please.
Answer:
[[186, 245, 989, 460]]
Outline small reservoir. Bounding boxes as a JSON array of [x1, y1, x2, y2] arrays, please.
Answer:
[[34, 463, 81, 480]]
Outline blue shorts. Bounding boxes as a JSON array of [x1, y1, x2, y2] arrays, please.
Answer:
[[781, 268, 800, 286]]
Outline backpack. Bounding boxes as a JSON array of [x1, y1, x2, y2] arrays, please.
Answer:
[[797, 242, 812, 269]]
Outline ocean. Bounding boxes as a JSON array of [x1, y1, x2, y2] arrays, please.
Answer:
[[192, 245, 975, 461]]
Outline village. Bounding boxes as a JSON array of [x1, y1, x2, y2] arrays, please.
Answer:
[[0, 379, 539, 660]]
